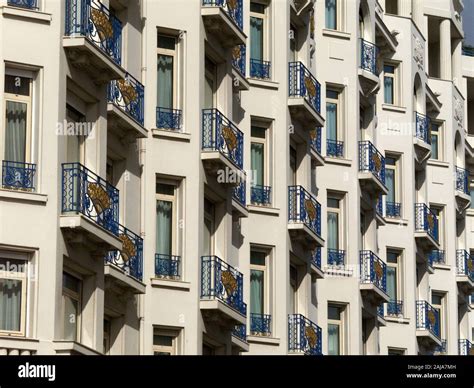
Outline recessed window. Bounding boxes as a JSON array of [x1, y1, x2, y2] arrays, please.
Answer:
[[153, 328, 180, 355], [325, 0, 338, 30], [251, 123, 271, 206], [326, 88, 344, 158], [328, 304, 345, 355], [250, 1, 271, 79], [62, 272, 82, 342], [385, 155, 401, 218], [430, 122, 443, 161]]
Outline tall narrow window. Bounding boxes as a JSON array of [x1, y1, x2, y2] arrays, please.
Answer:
[[328, 304, 344, 355], [290, 24, 298, 62], [203, 198, 215, 256], [384, 65, 395, 104], [250, 251, 266, 316], [156, 182, 176, 257], [204, 57, 217, 110], [290, 146, 297, 186], [250, 3, 265, 63], [385, 156, 401, 217], [62, 272, 82, 342], [430, 122, 442, 160], [251, 125, 271, 205], [327, 196, 343, 265], [386, 251, 402, 316], [289, 265, 298, 315], [325, 0, 337, 30], [431, 206, 444, 248], [65, 104, 86, 164], [326, 89, 343, 157], [431, 293, 445, 340], [157, 34, 177, 111]]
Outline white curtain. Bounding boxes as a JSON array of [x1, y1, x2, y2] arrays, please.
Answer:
[[327, 212, 339, 250], [250, 269, 264, 315], [386, 267, 397, 301], [251, 143, 264, 186], [384, 77, 394, 104], [326, 102, 337, 141], [157, 54, 174, 109], [325, 0, 337, 29], [250, 17, 263, 61], [328, 324, 340, 355], [5, 101, 27, 162], [156, 200, 172, 255], [386, 169, 395, 203], [62, 295, 78, 341], [0, 279, 22, 332]]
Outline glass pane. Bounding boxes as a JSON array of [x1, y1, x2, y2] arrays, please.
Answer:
[[250, 251, 266, 266], [204, 75, 214, 109], [328, 323, 340, 355], [327, 212, 339, 250], [386, 267, 397, 300], [157, 54, 174, 109], [251, 126, 266, 139], [326, 102, 338, 141], [325, 0, 337, 29], [153, 334, 173, 346], [250, 269, 264, 315], [431, 133, 439, 159], [63, 273, 80, 293], [0, 279, 22, 332], [384, 77, 394, 104], [0, 258, 26, 273], [250, 17, 264, 61], [5, 75, 30, 96], [156, 200, 173, 255], [250, 2, 265, 13], [158, 35, 176, 50], [386, 169, 395, 203], [203, 218, 212, 256], [5, 101, 27, 163], [63, 295, 78, 341], [251, 143, 264, 186], [156, 183, 174, 196], [328, 306, 341, 320]]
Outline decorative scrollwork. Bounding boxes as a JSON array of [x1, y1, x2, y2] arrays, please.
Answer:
[[119, 233, 137, 262], [305, 326, 318, 349], [90, 8, 114, 41], [374, 261, 383, 279], [428, 310, 436, 326], [117, 79, 138, 105], [304, 199, 316, 222], [372, 153, 382, 173], [222, 126, 238, 152], [221, 270, 238, 296], [304, 76, 316, 98], [87, 182, 111, 215]]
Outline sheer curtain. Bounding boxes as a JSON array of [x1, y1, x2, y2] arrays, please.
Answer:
[[384, 77, 393, 104], [5, 101, 27, 162], [326, 102, 337, 141], [250, 269, 263, 315], [327, 324, 339, 355], [386, 169, 395, 203], [157, 55, 173, 109], [250, 17, 263, 61], [0, 279, 21, 332], [325, 0, 337, 29], [327, 212, 339, 250], [156, 200, 172, 255], [386, 267, 397, 301], [251, 143, 264, 186]]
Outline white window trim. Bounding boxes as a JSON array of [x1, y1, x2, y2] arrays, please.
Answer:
[[327, 193, 345, 251], [328, 304, 345, 355], [250, 123, 270, 189], [431, 292, 446, 340], [430, 121, 443, 161], [250, 248, 269, 316], [156, 180, 178, 256], [157, 33, 178, 110], [385, 156, 400, 205]]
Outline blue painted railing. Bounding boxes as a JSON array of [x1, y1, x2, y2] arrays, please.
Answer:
[[250, 59, 271, 80], [456, 249, 474, 282], [251, 185, 271, 206], [360, 250, 387, 293], [155, 254, 181, 279], [2, 161, 36, 191], [327, 139, 344, 157], [61, 163, 119, 235], [202, 108, 244, 169], [310, 128, 322, 155], [328, 249, 345, 266], [106, 224, 143, 281], [288, 61, 322, 114], [108, 73, 144, 126], [380, 300, 403, 317], [462, 45, 474, 57], [250, 313, 272, 336], [360, 39, 379, 75], [416, 300, 440, 339], [156, 107, 183, 131], [201, 255, 247, 316], [455, 166, 469, 194], [288, 314, 322, 355], [232, 45, 246, 77], [359, 141, 386, 185], [428, 250, 445, 266], [312, 248, 322, 269], [233, 180, 246, 207], [414, 203, 439, 243], [7, 0, 38, 9], [435, 340, 447, 354], [386, 202, 401, 218], [376, 195, 383, 218], [232, 324, 247, 342], [202, 0, 243, 30], [65, 0, 122, 66], [288, 185, 322, 237], [459, 339, 473, 355], [415, 112, 431, 145]]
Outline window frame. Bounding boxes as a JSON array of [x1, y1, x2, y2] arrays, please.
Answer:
[[156, 180, 178, 256], [153, 328, 180, 356], [386, 250, 403, 308], [385, 154, 400, 209], [431, 292, 446, 340], [157, 33, 178, 110], [430, 121, 443, 161], [328, 303, 345, 355], [430, 205, 444, 249], [249, 249, 269, 316], [326, 88, 342, 144], [250, 123, 269, 189], [327, 195, 344, 251], [203, 198, 216, 256], [61, 271, 82, 343], [383, 62, 399, 106], [249, 1, 269, 62], [204, 57, 217, 110]]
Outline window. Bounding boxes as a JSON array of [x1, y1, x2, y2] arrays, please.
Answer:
[[327, 194, 344, 265], [250, 250, 268, 317], [203, 198, 215, 256], [62, 272, 82, 342], [386, 250, 403, 314], [251, 124, 271, 205], [103, 318, 111, 355], [326, 88, 343, 157], [157, 34, 177, 111], [290, 24, 298, 62], [204, 57, 217, 110], [431, 206, 444, 248], [431, 293, 445, 340], [290, 146, 297, 186], [250, 2, 267, 63], [328, 304, 344, 355], [384, 64, 396, 105], [325, 0, 338, 29], [430, 122, 442, 160], [0, 256, 27, 336], [153, 328, 179, 355], [289, 264, 298, 315], [65, 104, 86, 164], [388, 348, 405, 355], [385, 155, 401, 217], [156, 182, 177, 257]]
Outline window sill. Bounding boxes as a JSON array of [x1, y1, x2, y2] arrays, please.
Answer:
[[322, 29, 351, 40], [0, 189, 47, 204], [385, 217, 408, 226], [247, 335, 280, 346], [384, 316, 410, 325], [433, 263, 451, 271], [151, 278, 191, 291], [1, 6, 51, 23], [324, 157, 352, 166], [381, 104, 407, 113], [466, 209, 474, 217], [248, 78, 279, 90], [427, 159, 449, 168], [247, 205, 280, 216], [152, 129, 191, 142]]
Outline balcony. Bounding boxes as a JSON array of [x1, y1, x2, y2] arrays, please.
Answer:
[[201, 109, 244, 184], [60, 163, 122, 251], [250, 59, 271, 80], [200, 255, 247, 326], [251, 185, 271, 206], [358, 141, 388, 195], [250, 313, 272, 336], [107, 73, 147, 139], [155, 254, 181, 280], [232, 324, 249, 352], [428, 250, 445, 266], [375, 196, 385, 226], [288, 185, 324, 248], [359, 250, 390, 304], [386, 202, 401, 218], [64, 0, 125, 82], [201, 0, 246, 47], [232, 180, 248, 218], [2, 161, 36, 192], [456, 250, 474, 292], [232, 45, 249, 91], [358, 39, 380, 95], [7, 0, 37, 9], [414, 203, 439, 250], [288, 62, 324, 127], [156, 107, 183, 132], [105, 224, 145, 294], [288, 314, 322, 355], [416, 300, 441, 347], [413, 112, 432, 165], [326, 139, 344, 158], [311, 248, 324, 279], [459, 339, 474, 355], [434, 340, 447, 355], [379, 300, 404, 318], [455, 166, 471, 211], [327, 249, 346, 266], [309, 128, 324, 166]]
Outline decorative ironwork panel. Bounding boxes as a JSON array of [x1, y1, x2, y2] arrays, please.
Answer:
[[360, 250, 387, 293], [455, 166, 469, 194], [2, 161, 36, 191], [359, 141, 386, 185], [251, 185, 271, 206], [7, 0, 37, 9], [156, 107, 183, 131], [414, 203, 438, 242], [232, 45, 246, 76], [360, 39, 379, 75], [386, 202, 401, 218], [416, 300, 440, 338], [250, 58, 271, 80], [233, 180, 246, 206], [288, 61, 321, 114], [250, 313, 272, 336], [428, 250, 445, 266], [108, 73, 145, 125], [326, 139, 344, 157], [415, 112, 431, 144], [288, 185, 322, 237], [328, 249, 346, 266], [155, 254, 181, 279], [456, 249, 474, 282], [202, 0, 243, 29], [312, 247, 322, 269], [310, 128, 322, 154], [288, 314, 322, 355], [232, 324, 247, 342]]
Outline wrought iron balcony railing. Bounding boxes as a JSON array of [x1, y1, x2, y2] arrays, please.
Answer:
[[233, 180, 246, 207], [202, 108, 244, 169], [359, 141, 386, 185], [416, 300, 440, 338], [428, 250, 445, 266], [105, 224, 143, 281], [200, 255, 247, 316], [250, 313, 272, 336], [376, 195, 383, 218], [156, 107, 183, 131], [251, 185, 271, 206], [2, 161, 36, 191], [462, 45, 474, 57], [202, 0, 243, 30], [328, 249, 346, 266], [155, 254, 181, 279], [327, 139, 344, 157], [312, 248, 322, 269], [415, 112, 431, 145], [250, 58, 271, 80], [456, 249, 474, 282], [380, 300, 403, 317], [288, 61, 322, 114], [61, 162, 119, 235], [232, 324, 247, 342], [108, 73, 144, 126], [360, 39, 379, 75], [7, 0, 37, 9], [455, 166, 469, 194], [65, 0, 122, 66], [288, 314, 322, 355], [435, 340, 447, 354], [310, 128, 322, 155], [386, 202, 401, 218], [288, 185, 322, 237], [414, 203, 439, 243], [360, 250, 387, 293], [232, 45, 246, 77], [459, 339, 473, 355]]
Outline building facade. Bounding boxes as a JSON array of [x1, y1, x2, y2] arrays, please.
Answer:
[[0, 0, 472, 356]]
